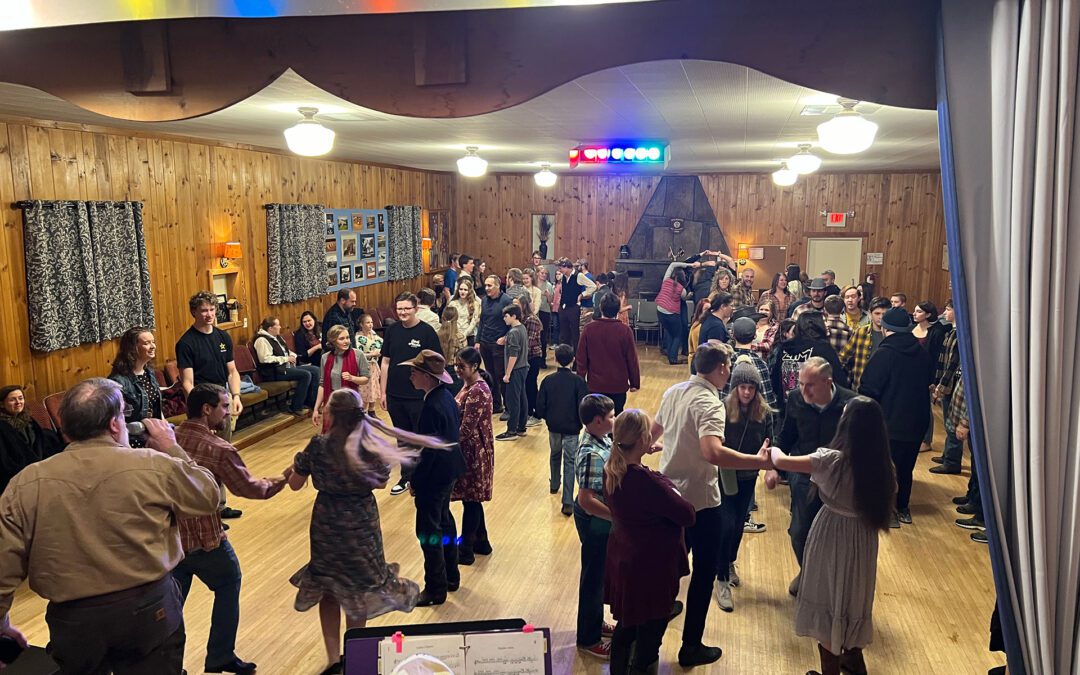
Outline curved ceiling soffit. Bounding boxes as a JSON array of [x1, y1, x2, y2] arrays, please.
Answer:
[[0, 0, 938, 123]]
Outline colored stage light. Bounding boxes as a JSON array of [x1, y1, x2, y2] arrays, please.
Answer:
[[647, 147, 661, 160], [583, 148, 597, 160], [611, 148, 623, 160], [568, 142, 669, 168]]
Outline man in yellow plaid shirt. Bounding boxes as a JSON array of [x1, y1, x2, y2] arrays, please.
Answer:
[[838, 296, 890, 389]]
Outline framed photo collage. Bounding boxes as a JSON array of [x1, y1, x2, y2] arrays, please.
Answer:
[[324, 208, 388, 291]]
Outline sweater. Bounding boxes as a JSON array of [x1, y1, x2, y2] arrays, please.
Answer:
[[535, 367, 589, 434], [576, 318, 640, 394], [412, 384, 467, 494], [858, 332, 933, 442]]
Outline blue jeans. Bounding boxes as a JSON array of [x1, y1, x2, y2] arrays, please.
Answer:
[[574, 508, 610, 647], [172, 539, 242, 667], [505, 367, 528, 434], [657, 311, 683, 363], [549, 432, 578, 507], [787, 472, 823, 567], [275, 365, 320, 411]]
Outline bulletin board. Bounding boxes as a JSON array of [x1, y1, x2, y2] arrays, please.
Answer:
[[323, 208, 387, 291]]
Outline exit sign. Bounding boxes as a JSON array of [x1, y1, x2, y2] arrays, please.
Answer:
[[826, 212, 847, 227]]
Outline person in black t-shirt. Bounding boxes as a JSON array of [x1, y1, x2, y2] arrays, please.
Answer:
[[177, 291, 242, 442], [380, 292, 443, 495]]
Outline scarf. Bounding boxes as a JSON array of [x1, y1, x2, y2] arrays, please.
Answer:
[[322, 348, 360, 402], [0, 411, 34, 446]]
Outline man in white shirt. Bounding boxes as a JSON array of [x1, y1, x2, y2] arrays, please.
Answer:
[[416, 288, 442, 330], [650, 342, 772, 668]]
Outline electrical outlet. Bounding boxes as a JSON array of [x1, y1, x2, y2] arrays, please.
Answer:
[[243, 318, 248, 328]]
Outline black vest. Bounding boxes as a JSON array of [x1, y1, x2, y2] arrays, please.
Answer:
[[561, 274, 585, 310], [255, 334, 289, 379]]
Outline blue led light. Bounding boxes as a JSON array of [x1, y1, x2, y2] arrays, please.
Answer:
[[611, 148, 623, 160], [648, 147, 662, 160]]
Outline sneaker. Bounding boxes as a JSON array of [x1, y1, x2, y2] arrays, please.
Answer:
[[788, 572, 801, 597], [713, 580, 734, 612], [495, 431, 519, 441], [389, 481, 409, 496], [897, 509, 912, 525], [728, 563, 740, 587], [515, 429, 527, 437], [526, 416, 543, 427], [956, 503, 977, 515], [578, 642, 610, 660], [971, 531, 989, 544], [499, 412, 510, 422], [220, 507, 243, 519], [956, 516, 985, 530], [930, 465, 961, 475], [743, 518, 766, 534], [601, 622, 615, 639]]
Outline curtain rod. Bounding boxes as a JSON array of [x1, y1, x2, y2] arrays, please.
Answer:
[[11, 200, 140, 209]]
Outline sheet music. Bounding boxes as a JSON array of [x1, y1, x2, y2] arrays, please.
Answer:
[[378, 634, 466, 674], [464, 632, 546, 675]]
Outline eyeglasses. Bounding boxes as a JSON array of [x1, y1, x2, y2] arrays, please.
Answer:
[[121, 405, 134, 417]]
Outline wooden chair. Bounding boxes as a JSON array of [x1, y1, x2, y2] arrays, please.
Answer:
[[26, 400, 55, 432], [42, 391, 66, 432]]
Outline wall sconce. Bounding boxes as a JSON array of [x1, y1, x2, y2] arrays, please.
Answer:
[[737, 245, 750, 266], [219, 241, 242, 268], [421, 238, 433, 251]]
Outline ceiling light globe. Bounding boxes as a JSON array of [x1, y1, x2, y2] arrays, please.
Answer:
[[816, 110, 878, 154], [283, 109, 335, 157], [534, 166, 557, 188], [456, 147, 488, 177], [772, 165, 798, 187], [787, 151, 822, 174]]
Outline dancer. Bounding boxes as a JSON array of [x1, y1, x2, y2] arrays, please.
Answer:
[[451, 347, 495, 565], [312, 325, 370, 431], [768, 397, 895, 675], [287, 389, 440, 674], [354, 312, 383, 417]]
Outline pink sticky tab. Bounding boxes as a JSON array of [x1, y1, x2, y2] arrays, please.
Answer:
[[522, 624, 535, 633], [392, 631, 404, 653]]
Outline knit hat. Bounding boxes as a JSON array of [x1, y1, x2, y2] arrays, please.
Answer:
[[731, 317, 757, 344], [881, 307, 913, 333], [728, 354, 763, 391]]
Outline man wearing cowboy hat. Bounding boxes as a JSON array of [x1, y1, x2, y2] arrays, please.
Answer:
[[400, 350, 466, 606], [788, 277, 829, 319]]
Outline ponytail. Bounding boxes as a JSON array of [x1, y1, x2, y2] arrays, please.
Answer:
[[604, 409, 652, 495]]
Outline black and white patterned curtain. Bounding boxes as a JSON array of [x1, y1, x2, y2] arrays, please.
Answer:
[[385, 205, 423, 281], [21, 200, 155, 352], [265, 203, 327, 304]]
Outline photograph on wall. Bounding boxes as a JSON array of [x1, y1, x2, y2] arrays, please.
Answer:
[[325, 255, 336, 270], [341, 235, 358, 260], [531, 213, 555, 261], [325, 239, 337, 254], [337, 216, 349, 232], [377, 213, 385, 232], [377, 234, 386, 249], [360, 234, 375, 259], [327, 272, 337, 288], [325, 212, 334, 227], [354, 264, 364, 280], [352, 213, 364, 230], [325, 223, 335, 236], [377, 262, 385, 278], [430, 210, 450, 268], [378, 251, 386, 265], [366, 261, 377, 279], [366, 215, 376, 230], [340, 266, 352, 284]]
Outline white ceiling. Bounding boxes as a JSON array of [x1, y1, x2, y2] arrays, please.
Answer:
[[0, 60, 940, 175]]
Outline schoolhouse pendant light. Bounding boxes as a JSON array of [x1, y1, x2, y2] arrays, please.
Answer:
[[816, 98, 878, 155], [772, 162, 798, 187], [283, 107, 335, 157], [534, 164, 557, 188], [456, 146, 488, 177], [787, 143, 822, 174]]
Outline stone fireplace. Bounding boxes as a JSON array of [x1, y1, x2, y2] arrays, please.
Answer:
[[614, 176, 730, 298]]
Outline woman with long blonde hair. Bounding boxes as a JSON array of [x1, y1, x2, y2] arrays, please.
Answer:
[[603, 409, 695, 675], [448, 277, 482, 345], [287, 388, 454, 674]]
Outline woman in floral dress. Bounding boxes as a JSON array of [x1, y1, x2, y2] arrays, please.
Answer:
[[355, 313, 383, 416], [450, 346, 495, 565]]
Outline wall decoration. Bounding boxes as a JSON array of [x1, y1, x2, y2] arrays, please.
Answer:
[[377, 213, 385, 232], [428, 209, 450, 269], [322, 207, 390, 291], [341, 235, 358, 260], [531, 213, 555, 260], [325, 223, 335, 236], [327, 271, 338, 287]]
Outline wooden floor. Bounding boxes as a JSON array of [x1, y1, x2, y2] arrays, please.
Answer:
[[9, 347, 1003, 674]]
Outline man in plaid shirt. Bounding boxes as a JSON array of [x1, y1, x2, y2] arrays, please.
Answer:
[[931, 302, 964, 474], [722, 316, 778, 409], [838, 296, 890, 390], [823, 295, 853, 353], [173, 384, 289, 674], [731, 267, 757, 308]]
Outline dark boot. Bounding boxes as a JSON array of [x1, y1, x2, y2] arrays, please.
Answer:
[[840, 647, 867, 675], [629, 661, 658, 675], [809, 644, 841, 675]]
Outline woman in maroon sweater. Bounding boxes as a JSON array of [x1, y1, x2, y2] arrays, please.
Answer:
[[576, 291, 640, 415], [604, 409, 696, 674]]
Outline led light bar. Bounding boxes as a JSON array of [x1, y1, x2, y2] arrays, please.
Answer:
[[569, 142, 669, 169]]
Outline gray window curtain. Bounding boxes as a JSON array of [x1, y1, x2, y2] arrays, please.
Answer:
[[385, 205, 423, 281], [22, 200, 154, 353], [265, 203, 327, 304], [940, 1, 1080, 673]]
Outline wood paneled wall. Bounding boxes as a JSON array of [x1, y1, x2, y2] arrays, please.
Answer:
[[452, 171, 948, 303], [0, 120, 452, 398]]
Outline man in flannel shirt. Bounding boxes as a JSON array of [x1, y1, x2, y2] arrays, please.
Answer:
[[838, 296, 891, 390]]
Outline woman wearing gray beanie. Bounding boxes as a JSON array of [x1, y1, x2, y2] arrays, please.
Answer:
[[713, 355, 776, 612]]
